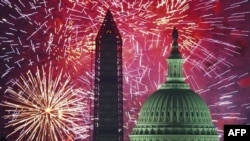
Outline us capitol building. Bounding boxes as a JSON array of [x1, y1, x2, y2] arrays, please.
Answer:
[[129, 27, 219, 141]]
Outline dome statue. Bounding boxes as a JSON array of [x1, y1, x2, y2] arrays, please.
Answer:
[[129, 27, 219, 141]]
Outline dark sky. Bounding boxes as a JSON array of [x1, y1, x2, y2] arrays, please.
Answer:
[[0, 0, 250, 141]]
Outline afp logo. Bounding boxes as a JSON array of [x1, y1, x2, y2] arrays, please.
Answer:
[[224, 125, 250, 141]]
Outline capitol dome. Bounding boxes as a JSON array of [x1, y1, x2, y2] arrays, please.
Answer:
[[130, 27, 218, 141], [130, 88, 218, 140]]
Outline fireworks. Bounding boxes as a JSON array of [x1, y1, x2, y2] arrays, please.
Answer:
[[0, 65, 89, 141], [0, 0, 250, 141]]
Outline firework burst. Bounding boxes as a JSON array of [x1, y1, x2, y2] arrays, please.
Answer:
[[0, 64, 89, 141]]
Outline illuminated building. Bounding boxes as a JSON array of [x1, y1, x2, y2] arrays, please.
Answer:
[[93, 10, 123, 141], [130, 27, 219, 141]]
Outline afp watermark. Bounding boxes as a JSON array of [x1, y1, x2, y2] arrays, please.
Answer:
[[224, 125, 250, 141]]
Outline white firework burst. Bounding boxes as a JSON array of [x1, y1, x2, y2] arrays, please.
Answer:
[[0, 65, 89, 141]]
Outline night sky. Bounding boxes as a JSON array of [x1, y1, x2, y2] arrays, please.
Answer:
[[0, 0, 250, 141]]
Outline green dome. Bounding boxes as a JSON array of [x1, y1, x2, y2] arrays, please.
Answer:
[[130, 87, 218, 141], [130, 27, 218, 141], [137, 88, 214, 125]]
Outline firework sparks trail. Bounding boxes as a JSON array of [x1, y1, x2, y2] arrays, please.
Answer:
[[0, 0, 250, 141], [0, 64, 89, 141]]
